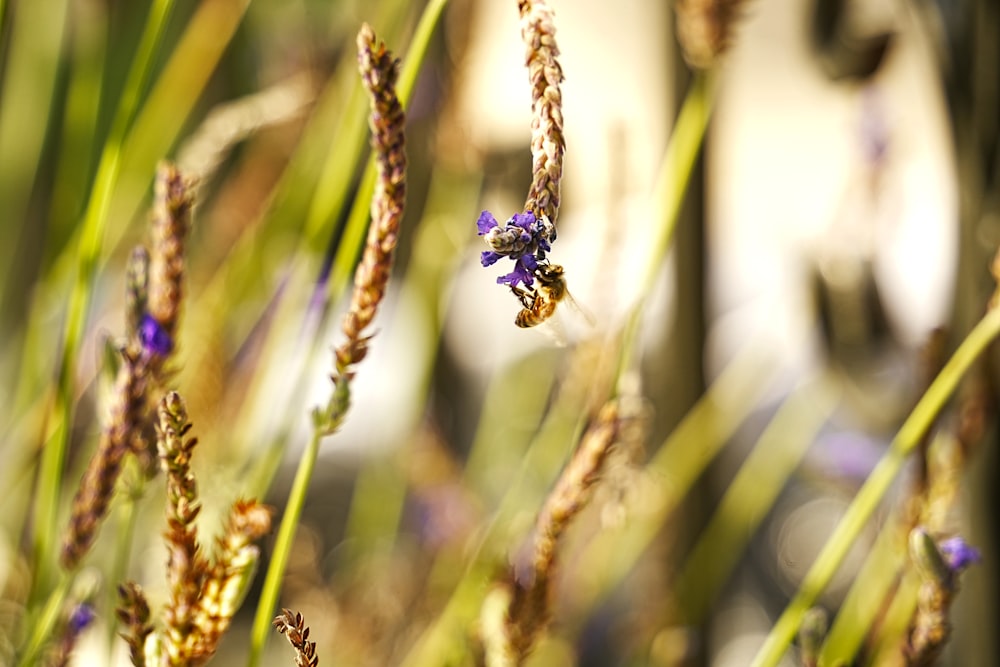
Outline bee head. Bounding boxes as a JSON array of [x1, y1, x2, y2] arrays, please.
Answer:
[[536, 263, 564, 284]]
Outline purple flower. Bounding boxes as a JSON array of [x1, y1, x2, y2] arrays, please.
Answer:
[[475, 210, 557, 289], [69, 603, 95, 634], [480, 250, 503, 267], [477, 211, 499, 235], [139, 313, 173, 356], [509, 212, 536, 232], [939, 537, 981, 573], [497, 253, 538, 288]]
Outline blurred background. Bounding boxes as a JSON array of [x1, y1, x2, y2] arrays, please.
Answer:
[[1, 0, 998, 665]]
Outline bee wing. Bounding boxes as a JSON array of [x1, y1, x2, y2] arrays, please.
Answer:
[[528, 291, 593, 347], [561, 288, 596, 328]]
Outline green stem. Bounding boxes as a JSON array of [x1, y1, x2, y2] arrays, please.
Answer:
[[750, 306, 1000, 667], [18, 574, 70, 667], [31, 0, 176, 595], [641, 70, 715, 296], [247, 429, 322, 667], [613, 70, 715, 390], [676, 376, 840, 622]]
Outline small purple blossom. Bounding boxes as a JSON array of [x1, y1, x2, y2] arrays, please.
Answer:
[[477, 211, 499, 235], [939, 537, 981, 573], [138, 313, 173, 356], [69, 603, 95, 634], [497, 253, 538, 288], [480, 250, 503, 267], [475, 210, 556, 288]]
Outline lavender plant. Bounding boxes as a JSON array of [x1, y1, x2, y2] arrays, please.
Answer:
[[62, 164, 193, 571], [3, 1, 999, 666]]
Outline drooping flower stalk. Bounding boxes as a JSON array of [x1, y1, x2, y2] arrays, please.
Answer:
[[518, 0, 565, 224], [476, 0, 566, 301]]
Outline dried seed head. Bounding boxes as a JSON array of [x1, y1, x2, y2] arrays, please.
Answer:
[[318, 24, 406, 435], [117, 582, 153, 667], [148, 162, 194, 343], [333, 24, 406, 378], [484, 400, 623, 665], [62, 350, 151, 570], [273, 608, 320, 667], [184, 499, 273, 663], [157, 391, 210, 665], [675, 0, 753, 69]]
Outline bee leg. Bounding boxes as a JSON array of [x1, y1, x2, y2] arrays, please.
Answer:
[[510, 284, 536, 309]]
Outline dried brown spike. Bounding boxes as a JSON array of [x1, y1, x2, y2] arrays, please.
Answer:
[[319, 24, 406, 434], [274, 608, 320, 667], [675, 0, 753, 69], [157, 391, 210, 665], [62, 350, 151, 570], [117, 582, 153, 667], [483, 400, 623, 665], [148, 161, 194, 340]]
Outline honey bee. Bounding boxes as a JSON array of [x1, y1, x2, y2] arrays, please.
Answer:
[[512, 263, 568, 328]]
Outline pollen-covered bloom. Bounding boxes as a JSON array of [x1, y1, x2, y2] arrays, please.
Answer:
[[477, 210, 556, 288]]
